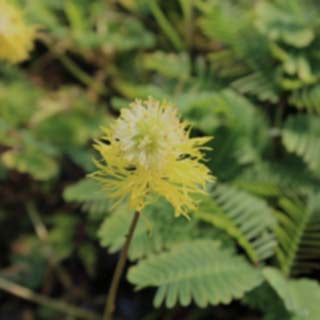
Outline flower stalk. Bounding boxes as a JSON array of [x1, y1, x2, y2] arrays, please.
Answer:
[[93, 97, 213, 319], [0, 277, 99, 320], [103, 211, 140, 320]]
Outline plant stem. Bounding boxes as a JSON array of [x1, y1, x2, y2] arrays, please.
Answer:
[[274, 101, 285, 129], [179, 0, 194, 48], [0, 277, 99, 320], [149, 0, 184, 51], [58, 54, 95, 87], [38, 33, 108, 96], [26, 202, 74, 291], [103, 211, 140, 320]]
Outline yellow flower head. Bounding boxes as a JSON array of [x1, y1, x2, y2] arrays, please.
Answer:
[[92, 97, 214, 217], [0, 0, 35, 63]]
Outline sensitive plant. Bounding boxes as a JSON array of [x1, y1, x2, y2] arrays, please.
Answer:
[[91, 97, 213, 319], [0, 0, 320, 320], [92, 97, 213, 217]]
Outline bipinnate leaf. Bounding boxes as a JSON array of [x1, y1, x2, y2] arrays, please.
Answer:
[[128, 240, 262, 308]]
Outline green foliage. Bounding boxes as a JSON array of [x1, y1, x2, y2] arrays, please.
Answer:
[[255, 1, 320, 94], [1, 133, 59, 180], [282, 114, 320, 175], [245, 283, 291, 320], [63, 178, 110, 217], [274, 193, 320, 276], [25, 0, 155, 52], [289, 85, 320, 113], [234, 158, 320, 196], [198, 0, 320, 112], [128, 240, 262, 308], [195, 183, 276, 263], [264, 267, 320, 320], [98, 203, 178, 260], [1, 0, 320, 318], [0, 82, 106, 179], [98, 199, 232, 261], [143, 51, 190, 80], [231, 72, 279, 103], [255, 1, 316, 48], [3, 236, 48, 289]]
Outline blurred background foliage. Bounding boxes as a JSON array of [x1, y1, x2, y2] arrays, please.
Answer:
[[1, 0, 320, 319]]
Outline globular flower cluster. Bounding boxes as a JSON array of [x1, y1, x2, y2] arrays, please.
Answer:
[[92, 97, 214, 217], [0, 0, 35, 63]]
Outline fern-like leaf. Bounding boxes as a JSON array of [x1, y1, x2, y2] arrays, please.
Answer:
[[98, 207, 162, 260], [275, 193, 320, 276], [234, 159, 320, 197], [231, 72, 279, 103], [290, 85, 320, 113], [98, 200, 209, 260], [195, 184, 277, 263], [143, 51, 190, 80], [128, 240, 262, 308], [198, 1, 273, 82], [208, 50, 249, 78], [63, 178, 110, 216], [282, 115, 320, 175]]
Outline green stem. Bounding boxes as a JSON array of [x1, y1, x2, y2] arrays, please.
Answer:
[[26, 202, 48, 240], [0, 277, 99, 320], [103, 211, 140, 320], [26, 202, 74, 291], [38, 33, 107, 96], [179, 0, 194, 47], [274, 102, 285, 129], [58, 54, 96, 87], [149, 0, 184, 51]]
